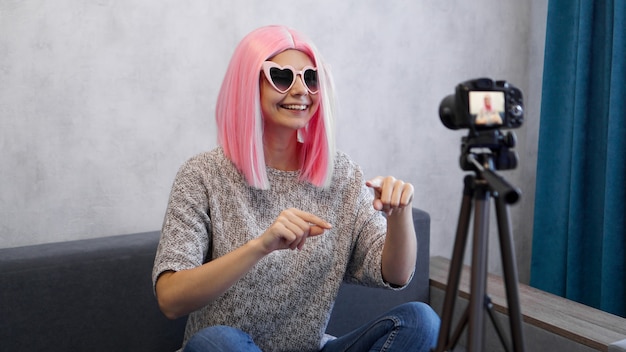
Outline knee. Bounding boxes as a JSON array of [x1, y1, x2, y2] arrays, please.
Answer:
[[398, 302, 441, 336], [184, 325, 257, 352], [403, 302, 440, 351]]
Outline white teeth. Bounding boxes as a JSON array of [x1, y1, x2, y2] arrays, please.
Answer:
[[282, 104, 307, 111]]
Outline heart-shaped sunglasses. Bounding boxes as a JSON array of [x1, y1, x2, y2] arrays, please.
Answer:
[[262, 61, 319, 94]]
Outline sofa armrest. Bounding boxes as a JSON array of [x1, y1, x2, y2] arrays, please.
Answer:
[[325, 207, 431, 336]]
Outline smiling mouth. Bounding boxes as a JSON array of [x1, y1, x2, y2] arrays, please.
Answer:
[[281, 104, 308, 111]]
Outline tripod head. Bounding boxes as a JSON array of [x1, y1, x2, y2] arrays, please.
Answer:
[[460, 129, 518, 172], [460, 129, 521, 205]]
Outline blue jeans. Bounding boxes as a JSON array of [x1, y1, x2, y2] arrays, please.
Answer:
[[183, 302, 440, 352]]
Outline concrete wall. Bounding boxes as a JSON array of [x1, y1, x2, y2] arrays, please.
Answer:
[[0, 0, 547, 283]]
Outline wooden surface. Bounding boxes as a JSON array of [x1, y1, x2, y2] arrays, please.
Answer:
[[430, 256, 626, 352]]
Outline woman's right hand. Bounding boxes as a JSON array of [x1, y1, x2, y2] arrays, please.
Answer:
[[258, 208, 332, 253]]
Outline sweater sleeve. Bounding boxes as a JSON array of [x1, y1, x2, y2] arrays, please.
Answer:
[[152, 155, 212, 290]]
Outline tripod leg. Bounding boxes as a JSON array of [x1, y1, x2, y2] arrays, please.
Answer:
[[434, 176, 475, 352], [485, 296, 512, 352], [449, 306, 469, 351], [495, 198, 526, 352], [468, 183, 491, 352]]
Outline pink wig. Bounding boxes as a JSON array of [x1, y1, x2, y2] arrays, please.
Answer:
[[216, 25, 336, 190]]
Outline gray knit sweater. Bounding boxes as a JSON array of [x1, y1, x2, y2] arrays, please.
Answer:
[[152, 147, 402, 351]]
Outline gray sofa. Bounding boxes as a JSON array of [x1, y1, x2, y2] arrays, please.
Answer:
[[0, 208, 430, 352]]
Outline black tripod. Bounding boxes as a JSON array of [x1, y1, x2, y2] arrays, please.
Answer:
[[433, 132, 526, 352]]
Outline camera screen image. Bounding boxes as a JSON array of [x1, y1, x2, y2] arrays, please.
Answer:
[[469, 91, 505, 127]]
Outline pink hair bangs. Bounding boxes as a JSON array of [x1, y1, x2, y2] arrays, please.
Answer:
[[216, 25, 336, 189]]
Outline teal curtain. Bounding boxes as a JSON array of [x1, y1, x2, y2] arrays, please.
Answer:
[[530, 0, 626, 317]]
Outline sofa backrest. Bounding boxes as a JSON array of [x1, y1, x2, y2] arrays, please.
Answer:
[[0, 232, 185, 352]]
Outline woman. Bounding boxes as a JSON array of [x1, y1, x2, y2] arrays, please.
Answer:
[[152, 25, 439, 352]]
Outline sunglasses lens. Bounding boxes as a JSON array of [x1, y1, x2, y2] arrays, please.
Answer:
[[303, 69, 318, 92], [269, 67, 294, 92]]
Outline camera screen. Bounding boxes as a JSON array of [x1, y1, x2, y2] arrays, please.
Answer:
[[469, 91, 505, 126]]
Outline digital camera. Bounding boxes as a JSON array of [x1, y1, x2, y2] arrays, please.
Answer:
[[439, 78, 523, 131]]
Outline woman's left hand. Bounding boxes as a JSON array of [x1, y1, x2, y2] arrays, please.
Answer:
[[366, 176, 414, 216]]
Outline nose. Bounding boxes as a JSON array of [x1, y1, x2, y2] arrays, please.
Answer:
[[290, 74, 309, 95]]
